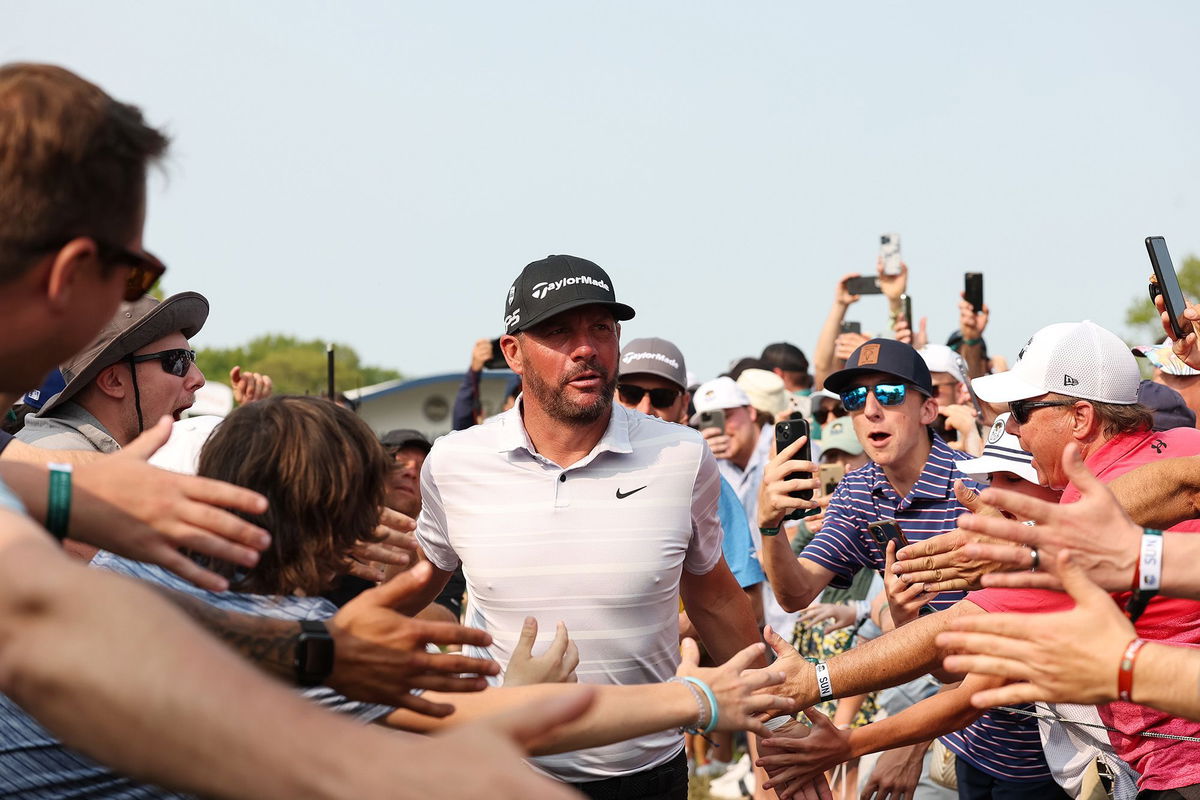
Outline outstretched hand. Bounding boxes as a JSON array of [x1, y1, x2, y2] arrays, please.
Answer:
[[504, 617, 580, 686], [327, 561, 501, 715], [677, 638, 791, 737], [892, 481, 1008, 593], [936, 551, 1135, 708], [757, 708, 852, 795], [70, 416, 270, 591]]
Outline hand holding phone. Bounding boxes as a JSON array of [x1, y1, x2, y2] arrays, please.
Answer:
[[880, 233, 902, 277], [964, 273, 984, 314], [844, 276, 883, 296], [774, 419, 814, 520], [840, 321, 862, 336], [867, 519, 909, 551], [1147, 236, 1189, 340]]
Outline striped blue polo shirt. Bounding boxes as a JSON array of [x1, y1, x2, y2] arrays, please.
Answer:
[[800, 433, 1051, 783]]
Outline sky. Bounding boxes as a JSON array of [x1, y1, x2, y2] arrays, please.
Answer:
[[7, 2, 1200, 384]]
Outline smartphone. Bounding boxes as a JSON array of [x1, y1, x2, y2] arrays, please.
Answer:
[[483, 338, 508, 370], [901, 293, 913, 326], [1147, 236, 1188, 340], [880, 233, 902, 276], [775, 418, 813, 520], [845, 276, 883, 296], [964, 273, 984, 313], [696, 408, 725, 432], [867, 518, 909, 551], [840, 321, 862, 335], [819, 463, 845, 496]]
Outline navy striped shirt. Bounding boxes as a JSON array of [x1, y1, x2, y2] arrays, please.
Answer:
[[799, 434, 1051, 782]]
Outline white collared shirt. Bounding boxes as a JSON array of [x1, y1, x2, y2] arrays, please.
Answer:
[[417, 400, 723, 781]]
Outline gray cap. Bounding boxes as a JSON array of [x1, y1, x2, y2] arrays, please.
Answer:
[[380, 428, 432, 453], [619, 337, 687, 391]]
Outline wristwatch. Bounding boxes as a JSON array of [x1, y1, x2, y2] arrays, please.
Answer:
[[294, 619, 335, 687]]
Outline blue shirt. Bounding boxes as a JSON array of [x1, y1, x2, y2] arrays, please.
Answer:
[[800, 434, 1051, 783], [717, 476, 764, 589]]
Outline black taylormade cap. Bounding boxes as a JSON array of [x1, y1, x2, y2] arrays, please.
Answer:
[[823, 338, 933, 397], [503, 254, 636, 335]]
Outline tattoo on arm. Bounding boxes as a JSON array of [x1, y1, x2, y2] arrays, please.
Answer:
[[155, 586, 298, 684]]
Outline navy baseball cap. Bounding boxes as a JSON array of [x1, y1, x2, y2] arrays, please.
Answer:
[[503, 255, 635, 335], [824, 339, 933, 397]]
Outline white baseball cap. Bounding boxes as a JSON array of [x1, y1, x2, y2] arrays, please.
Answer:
[[972, 321, 1140, 406], [689, 376, 751, 425], [957, 413, 1039, 484], [919, 344, 968, 387]]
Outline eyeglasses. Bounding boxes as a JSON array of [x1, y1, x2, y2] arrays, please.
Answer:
[[1008, 398, 1075, 425], [618, 384, 682, 409], [840, 383, 909, 412], [96, 241, 168, 302], [127, 348, 196, 377], [814, 405, 848, 425]]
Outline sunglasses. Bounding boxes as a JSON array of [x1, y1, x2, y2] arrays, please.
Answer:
[[814, 405, 848, 425], [127, 348, 196, 377], [96, 241, 168, 302], [618, 383, 682, 409], [1008, 398, 1075, 425], [840, 383, 909, 412]]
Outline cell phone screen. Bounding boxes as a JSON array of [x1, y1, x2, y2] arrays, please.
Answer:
[[1147, 237, 1188, 339]]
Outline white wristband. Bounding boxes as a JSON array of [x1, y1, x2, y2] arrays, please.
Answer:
[[1140, 529, 1164, 592], [814, 661, 834, 702], [763, 715, 794, 731]]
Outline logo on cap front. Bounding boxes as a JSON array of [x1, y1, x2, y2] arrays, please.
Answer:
[[859, 344, 881, 366], [622, 351, 679, 369], [530, 275, 611, 300], [1063, 374, 1080, 387], [507, 284, 516, 307]]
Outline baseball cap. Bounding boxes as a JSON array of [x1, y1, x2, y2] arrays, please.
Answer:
[[21, 369, 66, 411], [824, 339, 934, 397], [820, 418, 863, 457], [736, 369, 789, 418], [689, 376, 751, 425], [972, 321, 1140, 406], [918, 344, 968, 387], [380, 429, 432, 453], [957, 413, 1039, 484], [1132, 339, 1200, 378], [503, 255, 635, 335], [619, 337, 687, 391], [1138, 380, 1197, 431], [760, 342, 809, 373]]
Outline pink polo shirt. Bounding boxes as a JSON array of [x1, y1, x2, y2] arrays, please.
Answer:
[[969, 426, 1200, 790]]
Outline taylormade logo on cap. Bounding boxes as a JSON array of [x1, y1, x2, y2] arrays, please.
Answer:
[[531, 275, 611, 300], [622, 351, 679, 369]]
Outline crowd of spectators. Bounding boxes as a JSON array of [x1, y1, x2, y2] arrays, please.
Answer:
[[5, 61, 1200, 800]]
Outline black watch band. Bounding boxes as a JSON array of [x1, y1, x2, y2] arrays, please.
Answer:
[[294, 619, 335, 687]]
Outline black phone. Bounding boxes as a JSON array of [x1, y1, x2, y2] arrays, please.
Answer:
[[775, 418, 813, 520], [964, 273, 984, 313], [867, 518, 909, 551], [840, 321, 862, 335], [1147, 236, 1188, 340], [696, 408, 725, 431], [901, 293, 913, 326], [483, 338, 508, 370], [845, 276, 883, 296]]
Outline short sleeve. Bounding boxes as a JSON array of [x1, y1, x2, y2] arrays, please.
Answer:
[[413, 448, 461, 572], [684, 445, 724, 575], [797, 483, 878, 588]]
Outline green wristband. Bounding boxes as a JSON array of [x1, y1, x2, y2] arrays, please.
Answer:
[[46, 463, 73, 541], [760, 525, 782, 537], [962, 337, 983, 346]]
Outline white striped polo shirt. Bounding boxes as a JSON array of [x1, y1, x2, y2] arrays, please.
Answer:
[[417, 400, 724, 782]]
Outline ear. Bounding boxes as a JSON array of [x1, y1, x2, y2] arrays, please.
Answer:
[[918, 395, 940, 426], [677, 391, 692, 424], [1072, 400, 1099, 441], [92, 363, 129, 401], [45, 239, 101, 312], [499, 333, 523, 375]]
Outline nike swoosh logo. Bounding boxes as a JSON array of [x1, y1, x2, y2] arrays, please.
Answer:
[[615, 486, 647, 499]]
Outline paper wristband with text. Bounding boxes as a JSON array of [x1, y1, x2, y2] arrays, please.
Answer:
[[1125, 529, 1163, 623]]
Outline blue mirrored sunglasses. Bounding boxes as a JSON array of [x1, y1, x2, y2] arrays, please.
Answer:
[[840, 383, 909, 412]]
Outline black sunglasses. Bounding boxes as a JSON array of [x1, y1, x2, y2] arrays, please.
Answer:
[[1008, 398, 1075, 425], [127, 348, 196, 378], [95, 241, 168, 302], [618, 383, 682, 409]]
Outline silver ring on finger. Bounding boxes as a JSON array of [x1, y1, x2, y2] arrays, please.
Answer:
[[1029, 548, 1040, 572]]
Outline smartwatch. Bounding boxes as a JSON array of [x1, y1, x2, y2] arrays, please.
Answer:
[[294, 619, 335, 687]]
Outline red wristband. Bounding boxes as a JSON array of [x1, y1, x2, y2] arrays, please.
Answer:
[[1117, 638, 1147, 702]]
